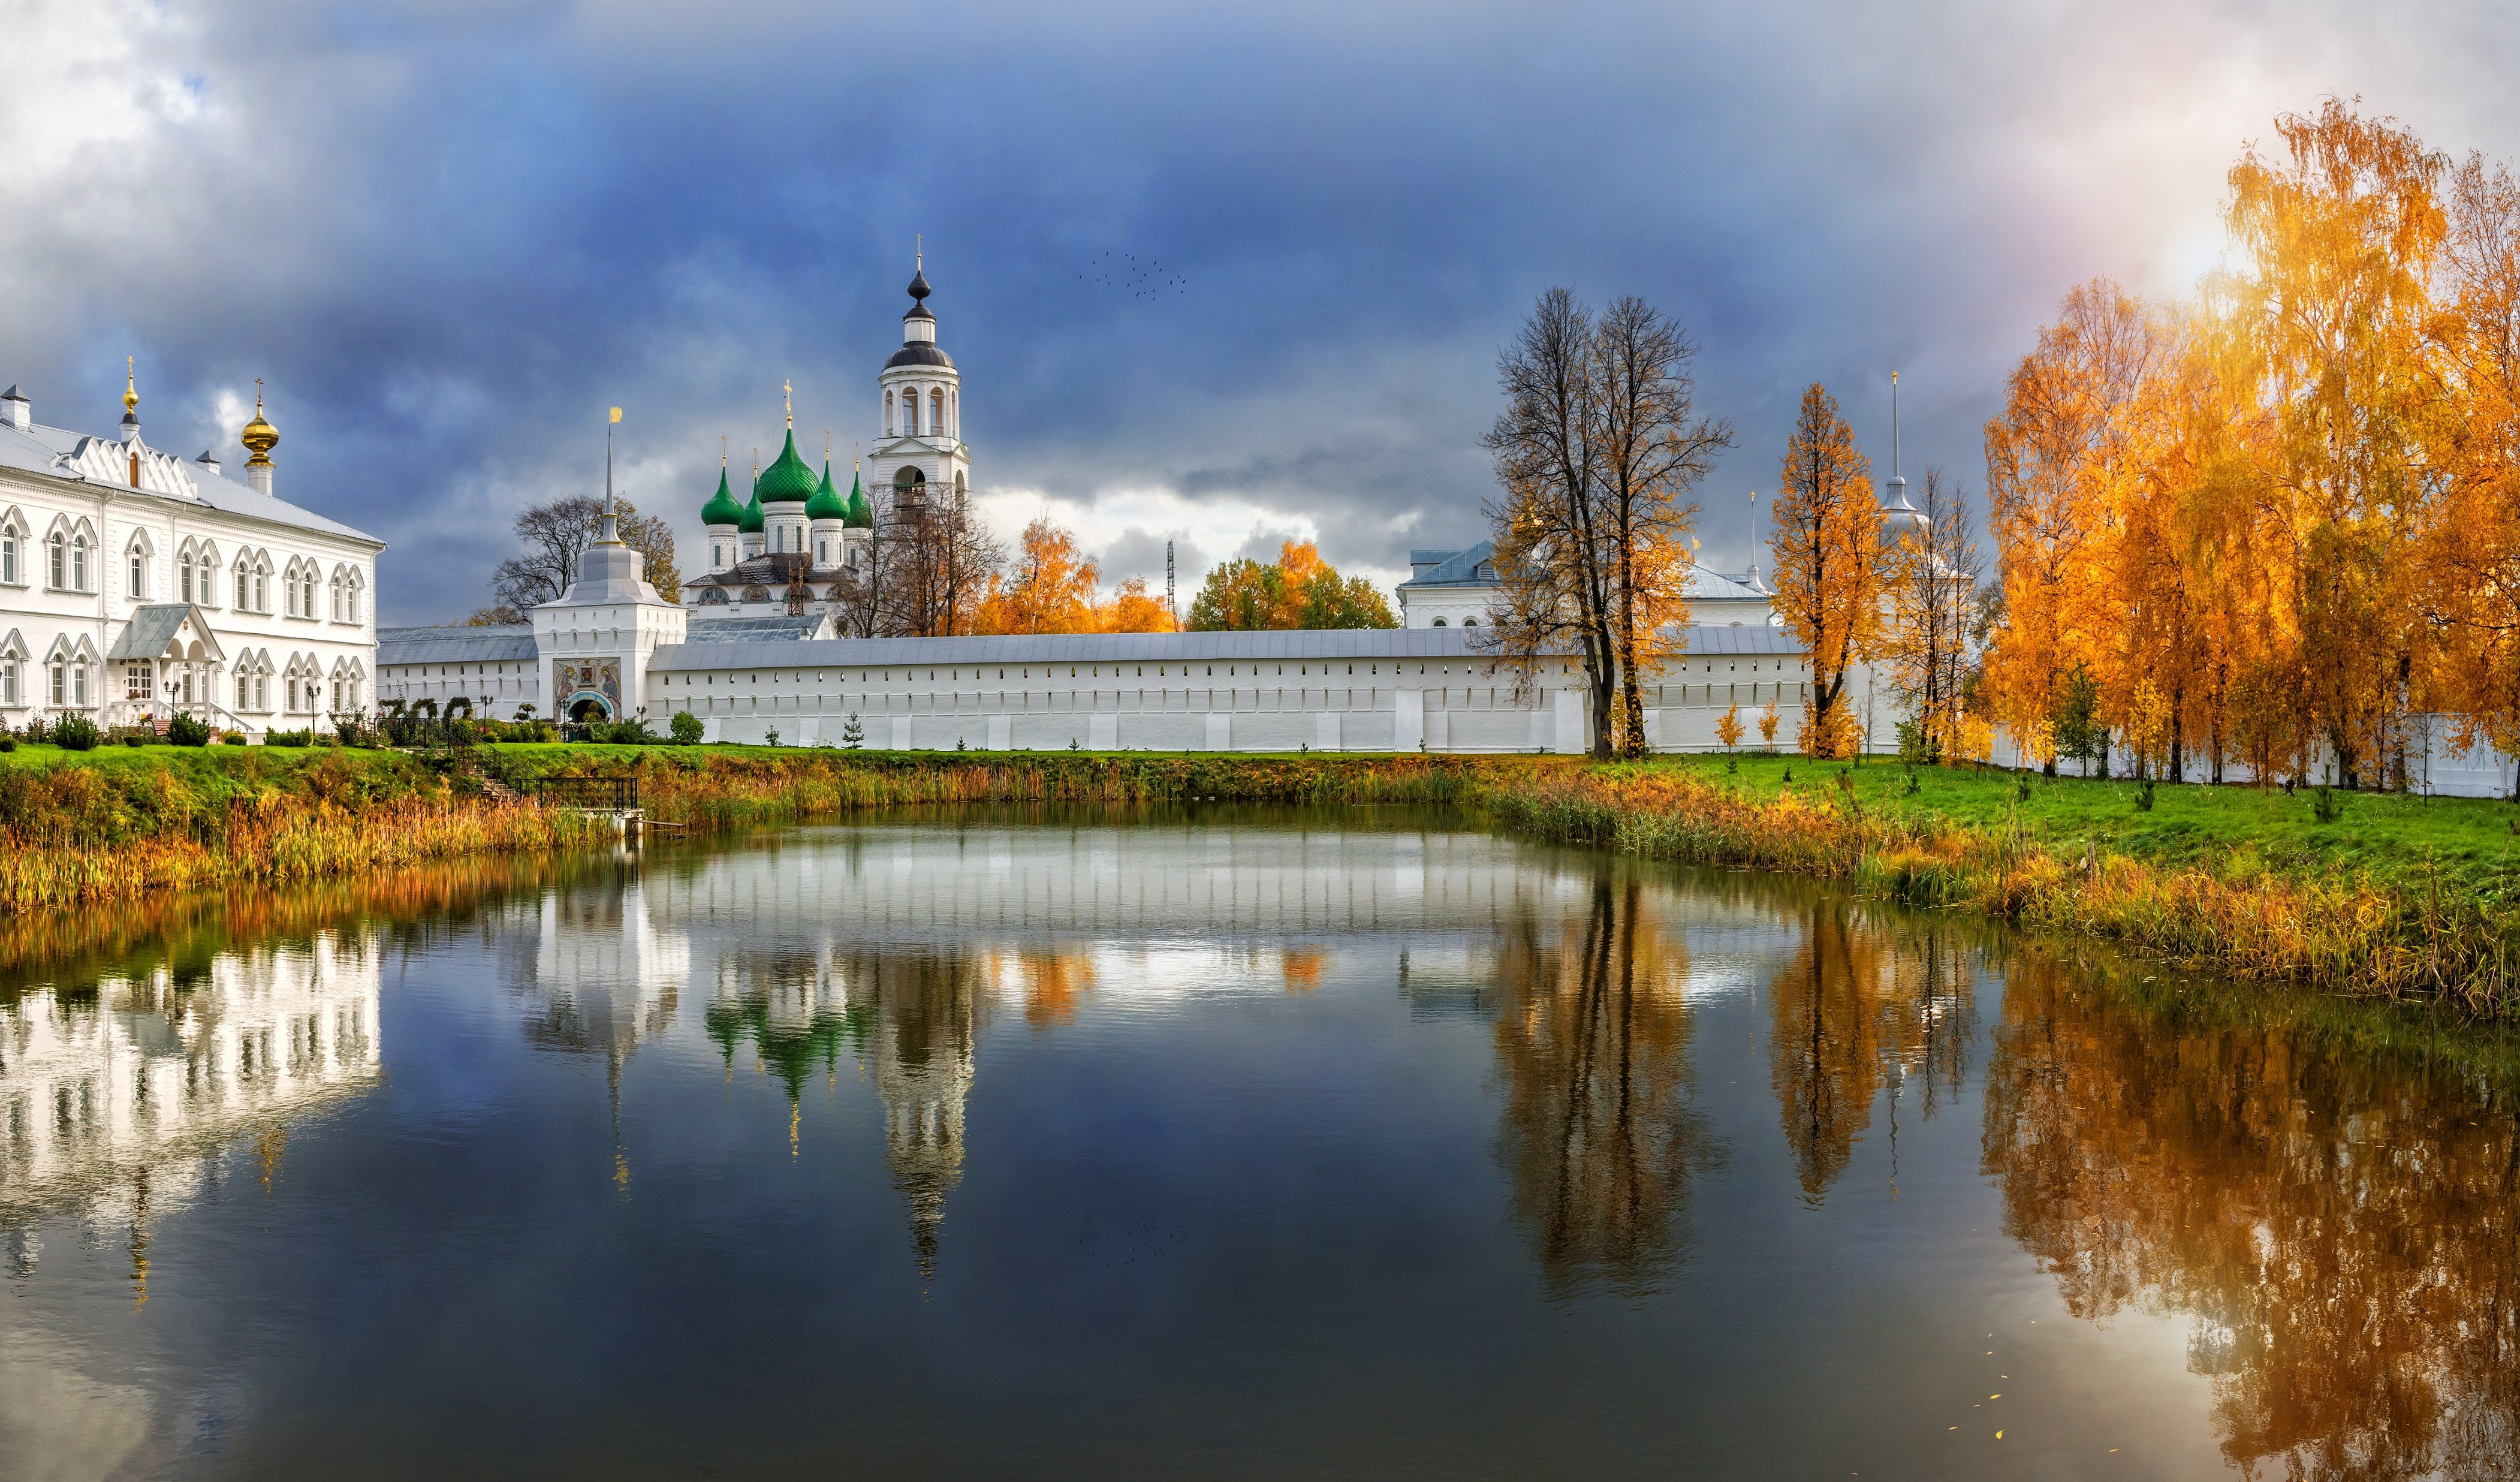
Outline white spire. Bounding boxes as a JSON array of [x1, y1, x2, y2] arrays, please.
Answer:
[[1886, 370, 1912, 512]]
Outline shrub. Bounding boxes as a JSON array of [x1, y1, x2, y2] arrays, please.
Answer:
[[2135, 778, 2156, 812], [0, 733, 13, 754], [221, 733, 248, 746], [267, 728, 314, 748], [2312, 785, 2343, 824], [670, 710, 704, 745], [167, 713, 213, 748], [53, 715, 101, 751], [121, 732, 147, 748]]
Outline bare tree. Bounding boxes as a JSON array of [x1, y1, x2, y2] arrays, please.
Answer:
[[1482, 288, 1618, 755], [876, 481, 1003, 637], [1882, 469, 1984, 760], [489, 496, 682, 613], [1593, 296, 1733, 755]]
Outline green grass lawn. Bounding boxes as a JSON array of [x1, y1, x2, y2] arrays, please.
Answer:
[[11, 738, 2516, 902], [1653, 752, 2520, 898]]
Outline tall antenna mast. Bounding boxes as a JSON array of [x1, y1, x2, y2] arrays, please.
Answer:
[[1166, 540, 1177, 627], [1886, 370, 1912, 513]]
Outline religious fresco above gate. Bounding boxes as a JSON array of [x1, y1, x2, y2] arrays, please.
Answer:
[[554, 658, 620, 718]]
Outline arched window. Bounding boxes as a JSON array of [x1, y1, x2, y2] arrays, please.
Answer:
[[49, 532, 66, 590], [129, 550, 146, 598], [71, 534, 88, 592], [1462, 616, 1478, 627], [930, 388, 944, 438], [0, 510, 22, 587], [1432, 618, 1447, 628], [884, 390, 895, 436]]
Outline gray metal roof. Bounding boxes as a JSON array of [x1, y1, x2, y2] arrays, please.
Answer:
[[106, 603, 226, 662], [648, 623, 1802, 671], [0, 414, 381, 546], [688, 612, 831, 641], [1667, 625, 1801, 656], [650, 626, 1491, 670], [1396, 542, 1496, 589], [376, 623, 538, 666]]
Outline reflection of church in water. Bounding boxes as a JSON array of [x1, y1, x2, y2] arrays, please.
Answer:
[[0, 935, 383, 1290]]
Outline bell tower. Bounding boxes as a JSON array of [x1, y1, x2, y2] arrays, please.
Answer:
[[870, 242, 970, 520]]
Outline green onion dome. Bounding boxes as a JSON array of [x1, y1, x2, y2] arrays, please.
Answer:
[[843, 468, 873, 528], [701, 465, 744, 527], [805, 459, 849, 521], [738, 481, 764, 534], [756, 428, 820, 504]]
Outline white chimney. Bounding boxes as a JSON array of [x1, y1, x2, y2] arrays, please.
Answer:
[[249, 462, 274, 496], [0, 385, 28, 433], [196, 450, 222, 477]]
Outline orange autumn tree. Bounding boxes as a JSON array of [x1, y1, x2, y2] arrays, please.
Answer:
[[1768, 382, 1879, 758], [1981, 280, 2161, 773], [1186, 540, 1394, 631], [2222, 97, 2447, 788], [974, 516, 1180, 635]]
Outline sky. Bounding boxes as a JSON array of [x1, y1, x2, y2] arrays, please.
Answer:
[[4, 0, 2517, 624]]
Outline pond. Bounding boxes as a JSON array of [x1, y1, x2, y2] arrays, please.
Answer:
[[1, 809, 2513, 1480]]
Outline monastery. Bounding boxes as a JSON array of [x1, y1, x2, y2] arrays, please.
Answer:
[[377, 258, 1834, 754]]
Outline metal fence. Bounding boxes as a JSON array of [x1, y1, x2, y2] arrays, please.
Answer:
[[533, 775, 640, 811]]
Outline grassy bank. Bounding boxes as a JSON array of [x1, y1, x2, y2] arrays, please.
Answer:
[[0, 742, 607, 911], [7, 740, 2517, 1013]]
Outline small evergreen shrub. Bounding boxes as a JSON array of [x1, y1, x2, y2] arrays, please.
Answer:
[[221, 733, 248, 746], [167, 713, 213, 747], [267, 728, 314, 748], [52, 715, 101, 751]]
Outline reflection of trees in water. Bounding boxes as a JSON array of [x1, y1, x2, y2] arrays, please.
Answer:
[[1983, 957, 2520, 1481], [1004, 947, 1096, 1027], [1768, 902, 1976, 1204], [1492, 867, 1716, 1297]]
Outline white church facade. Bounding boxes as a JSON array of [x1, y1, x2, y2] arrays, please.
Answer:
[[0, 373, 381, 737]]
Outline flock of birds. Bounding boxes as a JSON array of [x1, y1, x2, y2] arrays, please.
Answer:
[[1078, 249, 1187, 299]]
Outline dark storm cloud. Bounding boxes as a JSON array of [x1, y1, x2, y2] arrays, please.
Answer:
[[5, 0, 2518, 618]]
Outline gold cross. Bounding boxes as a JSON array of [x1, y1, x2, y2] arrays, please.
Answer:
[[783, 379, 793, 427]]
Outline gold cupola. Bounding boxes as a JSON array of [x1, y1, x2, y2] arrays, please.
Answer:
[[240, 379, 279, 467]]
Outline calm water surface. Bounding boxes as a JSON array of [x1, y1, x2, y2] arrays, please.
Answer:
[[2, 809, 2515, 1480]]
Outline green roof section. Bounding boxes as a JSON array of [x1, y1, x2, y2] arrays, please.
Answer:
[[738, 479, 764, 534], [700, 465, 744, 527], [805, 458, 849, 521], [844, 468, 872, 528], [757, 427, 819, 504]]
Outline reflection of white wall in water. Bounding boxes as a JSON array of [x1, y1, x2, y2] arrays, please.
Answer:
[[519, 879, 689, 1056], [0, 935, 382, 1234]]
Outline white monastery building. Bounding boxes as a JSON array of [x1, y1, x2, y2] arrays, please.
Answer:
[[0, 370, 380, 736]]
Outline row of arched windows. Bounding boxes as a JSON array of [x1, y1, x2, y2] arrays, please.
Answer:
[[885, 383, 956, 439], [0, 505, 363, 623]]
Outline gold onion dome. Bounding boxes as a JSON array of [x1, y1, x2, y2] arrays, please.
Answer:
[[756, 428, 820, 504], [241, 383, 279, 466]]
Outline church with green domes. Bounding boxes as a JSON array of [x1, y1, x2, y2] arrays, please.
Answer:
[[683, 257, 967, 613]]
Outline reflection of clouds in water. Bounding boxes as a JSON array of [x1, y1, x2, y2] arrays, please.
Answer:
[[0, 1332, 152, 1482]]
